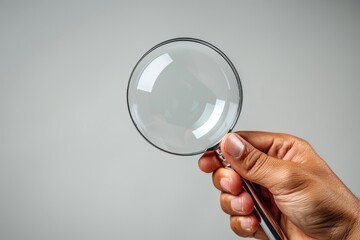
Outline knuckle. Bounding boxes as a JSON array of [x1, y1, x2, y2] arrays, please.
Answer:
[[293, 136, 313, 151], [242, 149, 269, 181], [269, 136, 296, 159], [274, 165, 310, 193]]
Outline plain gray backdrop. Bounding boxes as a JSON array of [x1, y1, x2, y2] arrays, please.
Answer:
[[0, 1, 359, 239]]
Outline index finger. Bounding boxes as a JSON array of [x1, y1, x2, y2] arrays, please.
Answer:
[[198, 151, 222, 173]]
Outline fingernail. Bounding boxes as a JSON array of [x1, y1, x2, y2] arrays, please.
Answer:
[[231, 197, 244, 213], [225, 134, 244, 158], [220, 178, 231, 193], [239, 217, 252, 231]]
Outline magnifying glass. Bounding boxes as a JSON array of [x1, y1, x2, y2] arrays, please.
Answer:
[[127, 38, 285, 240]]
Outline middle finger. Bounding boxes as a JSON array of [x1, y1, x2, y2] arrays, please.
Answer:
[[212, 168, 242, 195], [220, 191, 255, 216]]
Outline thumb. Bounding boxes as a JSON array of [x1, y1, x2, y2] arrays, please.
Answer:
[[220, 133, 294, 192]]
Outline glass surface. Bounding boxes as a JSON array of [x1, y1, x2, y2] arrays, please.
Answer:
[[127, 38, 242, 155]]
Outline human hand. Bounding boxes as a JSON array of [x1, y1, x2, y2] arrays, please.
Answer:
[[198, 131, 360, 239]]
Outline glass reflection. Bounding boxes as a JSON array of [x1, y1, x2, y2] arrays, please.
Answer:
[[137, 53, 173, 92], [192, 99, 225, 139]]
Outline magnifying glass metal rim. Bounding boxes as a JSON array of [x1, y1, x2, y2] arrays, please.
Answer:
[[126, 37, 243, 156]]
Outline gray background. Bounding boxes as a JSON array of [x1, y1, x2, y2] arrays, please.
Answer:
[[0, 1, 359, 239]]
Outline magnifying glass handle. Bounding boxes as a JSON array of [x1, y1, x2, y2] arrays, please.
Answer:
[[216, 149, 286, 240]]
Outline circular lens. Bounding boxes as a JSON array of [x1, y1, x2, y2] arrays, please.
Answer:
[[127, 38, 242, 155]]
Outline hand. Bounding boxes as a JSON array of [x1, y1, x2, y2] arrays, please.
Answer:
[[198, 131, 360, 239]]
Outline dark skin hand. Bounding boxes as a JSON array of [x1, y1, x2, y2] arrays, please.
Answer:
[[198, 131, 360, 239]]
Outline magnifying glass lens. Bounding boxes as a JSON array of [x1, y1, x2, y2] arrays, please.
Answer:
[[127, 38, 242, 155]]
